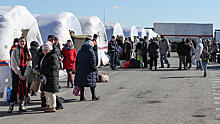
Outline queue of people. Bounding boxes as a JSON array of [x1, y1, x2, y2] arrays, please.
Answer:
[[8, 34, 100, 113]]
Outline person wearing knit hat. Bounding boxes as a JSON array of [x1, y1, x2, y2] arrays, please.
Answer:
[[40, 42, 60, 112]]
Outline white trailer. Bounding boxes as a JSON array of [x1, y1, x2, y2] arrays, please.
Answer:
[[154, 23, 213, 42], [215, 30, 220, 43]]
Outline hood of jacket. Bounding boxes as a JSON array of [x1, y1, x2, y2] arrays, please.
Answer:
[[64, 44, 74, 50]]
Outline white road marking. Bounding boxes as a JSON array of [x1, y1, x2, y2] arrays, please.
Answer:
[[214, 102, 220, 105], [216, 108, 220, 111], [213, 93, 220, 96], [214, 97, 220, 100]]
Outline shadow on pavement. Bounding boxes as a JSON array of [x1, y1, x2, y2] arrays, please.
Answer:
[[64, 98, 78, 103], [160, 75, 202, 79], [207, 65, 220, 70]]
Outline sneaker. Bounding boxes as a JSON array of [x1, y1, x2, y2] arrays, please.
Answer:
[[159, 66, 164, 68], [167, 64, 170, 68], [204, 73, 207, 77]]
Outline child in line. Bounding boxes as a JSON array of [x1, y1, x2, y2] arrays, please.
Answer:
[[200, 47, 210, 77]]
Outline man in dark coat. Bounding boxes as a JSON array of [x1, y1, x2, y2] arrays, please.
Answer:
[[143, 36, 148, 68], [177, 39, 189, 70], [40, 43, 59, 112], [74, 39, 99, 101], [108, 36, 119, 70], [123, 38, 132, 61], [148, 39, 159, 70]]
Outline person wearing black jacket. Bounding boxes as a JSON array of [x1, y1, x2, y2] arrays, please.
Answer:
[[148, 39, 159, 70], [74, 39, 99, 101], [123, 38, 132, 61], [177, 39, 189, 70], [108, 36, 119, 70], [143, 36, 148, 68], [40, 43, 59, 112]]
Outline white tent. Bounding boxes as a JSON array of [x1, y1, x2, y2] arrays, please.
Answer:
[[104, 23, 124, 41], [36, 12, 83, 44], [122, 26, 138, 41], [145, 29, 159, 41], [78, 16, 109, 66], [137, 27, 147, 38], [0, 5, 43, 93]]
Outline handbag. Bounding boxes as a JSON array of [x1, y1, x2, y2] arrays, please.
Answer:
[[73, 86, 86, 96], [30, 76, 43, 93], [98, 73, 109, 82]]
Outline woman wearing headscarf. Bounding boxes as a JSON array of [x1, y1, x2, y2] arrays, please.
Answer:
[[8, 37, 32, 113], [74, 38, 99, 101]]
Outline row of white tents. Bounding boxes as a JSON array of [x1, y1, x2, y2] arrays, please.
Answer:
[[0, 5, 159, 93]]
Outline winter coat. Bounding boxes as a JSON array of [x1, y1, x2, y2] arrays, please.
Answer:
[[53, 44, 63, 69], [74, 41, 97, 88], [200, 51, 210, 63], [159, 39, 170, 55], [148, 42, 159, 58], [108, 41, 119, 54], [177, 42, 188, 56], [40, 51, 59, 93], [195, 38, 204, 61], [62, 44, 77, 70], [30, 46, 39, 68], [123, 41, 132, 61], [211, 42, 219, 54], [10, 47, 32, 77]]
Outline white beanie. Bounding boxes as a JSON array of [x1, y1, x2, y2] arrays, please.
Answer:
[[42, 42, 53, 51]]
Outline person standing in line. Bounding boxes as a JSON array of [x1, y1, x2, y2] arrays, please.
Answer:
[[159, 36, 170, 68], [8, 37, 32, 113], [186, 39, 195, 69], [28, 41, 40, 96], [74, 38, 100, 101], [54, 37, 63, 70], [10, 38, 19, 57], [123, 38, 132, 61], [148, 38, 159, 71], [108, 36, 119, 70], [135, 38, 144, 67], [177, 39, 189, 70], [195, 37, 204, 70], [210, 40, 219, 63], [200, 47, 210, 77], [143, 36, 148, 68], [62, 40, 77, 88], [91, 34, 99, 66], [40, 43, 59, 112]]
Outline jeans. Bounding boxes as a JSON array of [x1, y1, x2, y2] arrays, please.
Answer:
[[202, 62, 208, 73], [179, 56, 186, 69], [160, 54, 169, 66], [196, 61, 202, 69]]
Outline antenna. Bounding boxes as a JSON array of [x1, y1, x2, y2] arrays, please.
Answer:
[[104, 0, 106, 23]]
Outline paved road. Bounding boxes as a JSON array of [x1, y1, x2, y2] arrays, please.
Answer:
[[0, 53, 220, 124]]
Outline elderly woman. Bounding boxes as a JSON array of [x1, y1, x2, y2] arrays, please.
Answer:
[[8, 37, 32, 113], [40, 43, 59, 112], [74, 38, 99, 101]]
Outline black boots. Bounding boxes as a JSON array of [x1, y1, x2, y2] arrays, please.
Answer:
[[204, 72, 207, 77], [90, 87, 100, 101], [79, 87, 100, 101], [8, 101, 27, 113], [19, 101, 27, 112], [8, 102, 15, 113]]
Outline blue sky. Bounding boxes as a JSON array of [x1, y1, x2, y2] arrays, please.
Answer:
[[1, 0, 220, 29]]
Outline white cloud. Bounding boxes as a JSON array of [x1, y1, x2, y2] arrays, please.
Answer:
[[113, 6, 123, 9]]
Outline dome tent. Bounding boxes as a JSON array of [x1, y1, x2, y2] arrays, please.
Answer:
[[145, 29, 159, 41], [137, 27, 147, 38], [78, 16, 109, 66], [36, 12, 83, 45], [122, 26, 138, 41], [104, 22, 124, 41], [0, 5, 43, 93]]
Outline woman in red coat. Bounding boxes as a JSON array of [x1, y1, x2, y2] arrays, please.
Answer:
[[62, 40, 77, 88]]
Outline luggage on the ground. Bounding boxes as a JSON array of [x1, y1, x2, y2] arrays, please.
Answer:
[[56, 96, 64, 110], [98, 74, 109, 82], [129, 58, 141, 68], [120, 60, 126, 68]]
